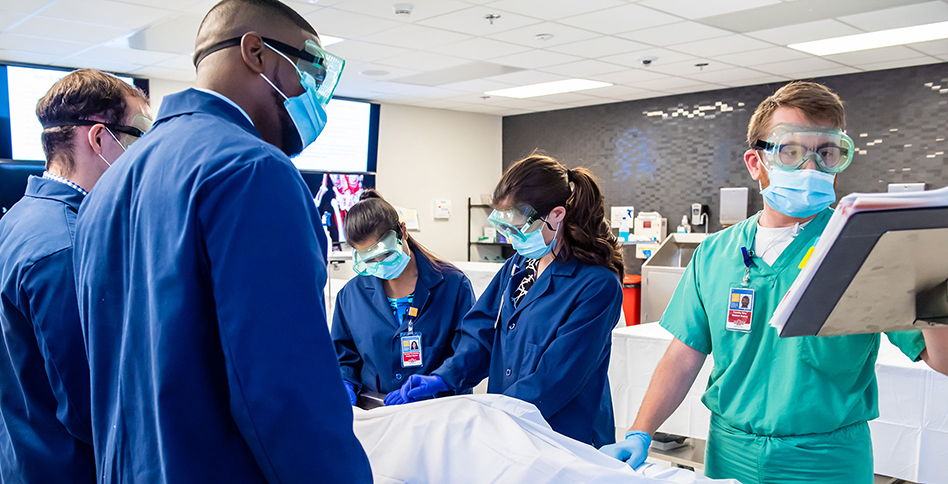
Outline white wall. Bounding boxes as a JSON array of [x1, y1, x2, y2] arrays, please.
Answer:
[[146, 78, 193, 114], [375, 103, 502, 262]]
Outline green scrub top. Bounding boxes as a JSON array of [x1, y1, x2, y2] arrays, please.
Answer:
[[660, 208, 926, 437]]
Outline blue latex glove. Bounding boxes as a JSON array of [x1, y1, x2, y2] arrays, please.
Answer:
[[599, 431, 652, 469], [343, 380, 358, 406], [383, 374, 448, 406]]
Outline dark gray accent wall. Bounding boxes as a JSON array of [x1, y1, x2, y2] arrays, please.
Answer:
[[503, 63, 948, 232]]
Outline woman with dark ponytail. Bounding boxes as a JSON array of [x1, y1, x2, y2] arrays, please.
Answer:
[[331, 189, 476, 405], [386, 155, 624, 448]]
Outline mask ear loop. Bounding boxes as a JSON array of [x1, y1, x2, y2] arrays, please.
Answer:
[[98, 126, 126, 167], [260, 42, 304, 102]]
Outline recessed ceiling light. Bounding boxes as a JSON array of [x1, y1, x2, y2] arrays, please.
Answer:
[[535, 33, 554, 41], [393, 3, 413, 16], [788, 20, 948, 56], [360, 69, 390, 76], [485, 79, 612, 99], [320, 35, 344, 47]]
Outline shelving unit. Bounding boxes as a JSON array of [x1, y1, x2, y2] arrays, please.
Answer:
[[467, 197, 514, 262]]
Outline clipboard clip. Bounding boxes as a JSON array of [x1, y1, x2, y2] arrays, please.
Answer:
[[915, 278, 948, 326]]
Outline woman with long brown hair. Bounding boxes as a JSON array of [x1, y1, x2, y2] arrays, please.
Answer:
[[331, 190, 476, 405], [386, 154, 624, 448]]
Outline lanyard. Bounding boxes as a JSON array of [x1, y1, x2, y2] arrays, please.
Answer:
[[404, 306, 419, 333], [494, 263, 519, 329]]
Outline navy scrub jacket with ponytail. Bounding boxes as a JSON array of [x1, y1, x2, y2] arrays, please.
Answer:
[[332, 247, 476, 394], [433, 253, 622, 447]]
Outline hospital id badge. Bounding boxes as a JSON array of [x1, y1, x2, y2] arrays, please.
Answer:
[[400, 332, 423, 368], [726, 287, 754, 333]]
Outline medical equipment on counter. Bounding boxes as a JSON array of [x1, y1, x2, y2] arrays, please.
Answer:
[[719, 188, 748, 226], [633, 212, 666, 243]]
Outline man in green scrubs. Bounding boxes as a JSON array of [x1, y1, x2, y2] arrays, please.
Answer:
[[601, 81, 948, 483]]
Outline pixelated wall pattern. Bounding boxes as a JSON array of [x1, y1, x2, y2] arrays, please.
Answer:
[[502, 63, 948, 233]]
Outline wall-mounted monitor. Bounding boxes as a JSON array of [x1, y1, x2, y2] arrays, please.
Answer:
[[0, 63, 148, 161], [291, 98, 380, 174]]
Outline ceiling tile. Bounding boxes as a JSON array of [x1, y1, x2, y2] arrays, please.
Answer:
[[488, 49, 583, 69], [581, 84, 654, 99], [850, 56, 943, 72], [601, 47, 696, 68], [0, 12, 27, 31], [654, 82, 728, 95], [717, 74, 791, 88], [632, 76, 709, 91], [332, 0, 470, 21], [7, 17, 126, 44], [938, 54, 948, 62], [59, 57, 145, 74], [791, 66, 862, 79], [153, 54, 195, 71], [560, 97, 620, 109], [538, 59, 627, 77], [485, 22, 600, 48], [745, 19, 864, 45], [449, 103, 506, 114], [619, 21, 733, 46], [63, 45, 178, 66], [0, 48, 62, 66], [647, 58, 735, 76], [836, 1, 948, 31], [547, 36, 649, 58], [304, 8, 404, 38], [405, 98, 470, 110], [416, 7, 542, 36], [440, 78, 516, 93], [639, 0, 781, 20], [482, 69, 567, 85], [1, 0, 56, 15], [587, 68, 672, 85], [525, 91, 603, 104], [823, 46, 930, 66], [362, 24, 473, 49], [36, 0, 173, 31], [710, 46, 810, 67], [428, 37, 532, 60], [670, 34, 773, 57], [558, 4, 680, 35], [909, 38, 948, 56], [324, 40, 412, 63], [483, 0, 625, 21], [375, 51, 471, 71], [0, 33, 91, 57], [682, 66, 770, 83], [336, 62, 420, 82], [395, 85, 469, 99], [754, 56, 846, 75], [117, 0, 216, 11]]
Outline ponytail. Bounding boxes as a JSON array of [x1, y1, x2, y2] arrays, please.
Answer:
[[493, 154, 623, 277]]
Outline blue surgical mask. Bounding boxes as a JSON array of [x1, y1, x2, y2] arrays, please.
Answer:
[[511, 222, 558, 259], [260, 44, 328, 157], [372, 249, 411, 280], [761, 165, 836, 218]]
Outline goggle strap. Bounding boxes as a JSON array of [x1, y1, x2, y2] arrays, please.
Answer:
[[193, 38, 241, 67], [753, 139, 773, 151], [41, 119, 144, 138]]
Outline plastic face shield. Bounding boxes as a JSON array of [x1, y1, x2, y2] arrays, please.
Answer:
[[352, 230, 404, 276], [754, 124, 854, 174], [487, 205, 545, 243]]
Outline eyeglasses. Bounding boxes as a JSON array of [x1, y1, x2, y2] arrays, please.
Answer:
[[194, 36, 345, 106], [754, 124, 854, 174]]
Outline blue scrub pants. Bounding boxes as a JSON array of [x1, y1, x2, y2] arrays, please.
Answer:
[[705, 414, 874, 484]]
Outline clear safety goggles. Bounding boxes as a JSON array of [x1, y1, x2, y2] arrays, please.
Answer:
[[352, 230, 404, 276], [194, 36, 345, 106], [41, 114, 154, 149], [753, 124, 854, 174], [487, 204, 545, 243]]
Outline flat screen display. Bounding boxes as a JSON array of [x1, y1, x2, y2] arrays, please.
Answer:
[[7, 66, 135, 161], [291, 98, 379, 173]]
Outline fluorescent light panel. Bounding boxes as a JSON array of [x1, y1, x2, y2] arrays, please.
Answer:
[[789, 20, 948, 56], [321, 35, 345, 47], [485, 79, 612, 98]]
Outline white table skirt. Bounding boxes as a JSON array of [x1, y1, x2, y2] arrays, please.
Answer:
[[609, 323, 948, 483]]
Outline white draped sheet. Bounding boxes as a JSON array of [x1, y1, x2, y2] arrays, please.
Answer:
[[352, 395, 740, 484]]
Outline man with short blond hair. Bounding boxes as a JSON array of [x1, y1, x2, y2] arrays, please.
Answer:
[[0, 68, 150, 482], [601, 81, 948, 484]]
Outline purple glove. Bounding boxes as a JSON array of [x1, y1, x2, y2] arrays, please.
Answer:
[[599, 431, 652, 469], [343, 380, 358, 406], [383, 374, 449, 406]]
